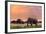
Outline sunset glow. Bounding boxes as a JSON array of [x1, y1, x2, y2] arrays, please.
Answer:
[[10, 5, 42, 20]]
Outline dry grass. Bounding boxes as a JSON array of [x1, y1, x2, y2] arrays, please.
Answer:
[[10, 23, 42, 29]]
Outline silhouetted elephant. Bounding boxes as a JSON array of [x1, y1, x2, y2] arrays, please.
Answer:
[[38, 21, 42, 23], [27, 18, 38, 26], [17, 19, 23, 24], [11, 20, 16, 24], [32, 18, 38, 26]]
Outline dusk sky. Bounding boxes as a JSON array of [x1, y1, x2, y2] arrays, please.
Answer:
[[10, 5, 42, 21]]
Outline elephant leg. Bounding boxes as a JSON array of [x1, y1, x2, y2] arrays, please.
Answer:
[[31, 23, 32, 26], [27, 23, 28, 27]]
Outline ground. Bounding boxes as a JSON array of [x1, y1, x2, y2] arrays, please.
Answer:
[[10, 23, 42, 29]]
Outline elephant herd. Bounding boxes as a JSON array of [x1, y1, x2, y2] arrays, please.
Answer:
[[11, 18, 42, 26]]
